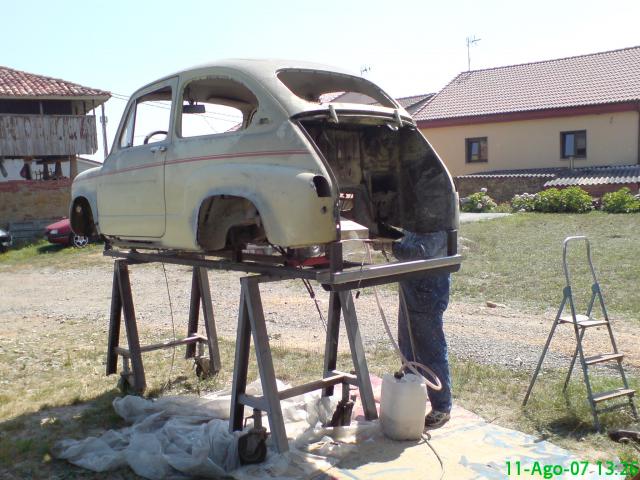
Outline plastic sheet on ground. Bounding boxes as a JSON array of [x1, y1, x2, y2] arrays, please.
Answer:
[[55, 376, 617, 479], [54, 380, 377, 479]]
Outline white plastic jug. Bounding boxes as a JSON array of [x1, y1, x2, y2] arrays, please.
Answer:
[[380, 372, 428, 441]]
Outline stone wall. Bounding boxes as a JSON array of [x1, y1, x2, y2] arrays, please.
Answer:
[[454, 176, 551, 203], [455, 176, 640, 203], [0, 179, 71, 228]]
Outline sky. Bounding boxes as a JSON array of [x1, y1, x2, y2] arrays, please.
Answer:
[[4, 0, 640, 161]]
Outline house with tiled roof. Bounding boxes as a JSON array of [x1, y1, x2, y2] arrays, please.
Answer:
[[322, 91, 434, 116], [395, 93, 434, 115], [0, 66, 110, 234], [415, 46, 640, 200]]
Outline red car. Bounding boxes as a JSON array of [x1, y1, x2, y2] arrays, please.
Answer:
[[45, 218, 89, 248]]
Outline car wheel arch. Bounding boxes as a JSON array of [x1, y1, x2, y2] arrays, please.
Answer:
[[195, 193, 274, 251], [70, 196, 98, 237]]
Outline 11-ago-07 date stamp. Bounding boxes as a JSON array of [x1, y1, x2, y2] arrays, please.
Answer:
[[506, 460, 639, 478]]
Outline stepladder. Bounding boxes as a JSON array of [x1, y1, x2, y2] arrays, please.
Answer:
[[106, 259, 221, 394], [523, 236, 638, 431]]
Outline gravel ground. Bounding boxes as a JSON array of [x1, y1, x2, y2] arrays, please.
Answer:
[[1, 253, 637, 376]]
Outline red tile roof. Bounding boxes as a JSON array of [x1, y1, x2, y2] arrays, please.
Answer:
[[415, 46, 640, 122], [0, 66, 110, 99], [395, 93, 434, 114]]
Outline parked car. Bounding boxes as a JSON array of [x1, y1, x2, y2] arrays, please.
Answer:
[[45, 218, 89, 248], [0, 228, 12, 253], [70, 60, 458, 258]]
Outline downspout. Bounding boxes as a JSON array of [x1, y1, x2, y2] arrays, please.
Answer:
[[637, 102, 640, 164]]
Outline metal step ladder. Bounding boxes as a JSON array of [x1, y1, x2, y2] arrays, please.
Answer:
[[523, 236, 638, 431]]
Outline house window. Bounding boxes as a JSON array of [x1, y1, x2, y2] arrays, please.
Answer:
[[466, 137, 488, 163], [561, 130, 586, 158]]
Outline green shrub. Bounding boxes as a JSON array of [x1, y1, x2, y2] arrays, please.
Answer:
[[535, 188, 565, 212], [461, 190, 497, 213], [510, 187, 592, 213], [493, 202, 512, 213], [511, 193, 537, 212], [557, 186, 593, 213], [601, 187, 640, 213]]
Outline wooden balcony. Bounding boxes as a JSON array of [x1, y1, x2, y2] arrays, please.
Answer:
[[0, 114, 98, 156]]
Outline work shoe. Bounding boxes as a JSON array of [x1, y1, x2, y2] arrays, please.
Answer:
[[424, 410, 450, 430]]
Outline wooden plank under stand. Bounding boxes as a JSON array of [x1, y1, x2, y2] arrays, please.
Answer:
[[104, 244, 462, 453]]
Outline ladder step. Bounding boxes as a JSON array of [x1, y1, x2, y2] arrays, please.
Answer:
[[596, 402, 633, 415], [592, 388, 635, 403], [559, 315, 608, 328], [584, 353, 624, 365]]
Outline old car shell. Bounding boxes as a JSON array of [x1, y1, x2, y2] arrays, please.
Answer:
[[71, 60, 457, 253]]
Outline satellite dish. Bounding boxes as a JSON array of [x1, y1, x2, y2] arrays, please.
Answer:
[[0, 159, 7, 178]]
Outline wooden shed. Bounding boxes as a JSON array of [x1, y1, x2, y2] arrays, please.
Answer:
[[0, 66, 110, 180]]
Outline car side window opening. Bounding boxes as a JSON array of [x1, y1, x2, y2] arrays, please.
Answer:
[[561, 130, 586, 158], [179, 78, 258, 138], [118, 86, 173, 149]]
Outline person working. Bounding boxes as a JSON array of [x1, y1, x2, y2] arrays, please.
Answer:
[[392, 230, 452, 429]]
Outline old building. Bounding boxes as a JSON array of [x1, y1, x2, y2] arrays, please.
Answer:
[[0, 66, 110, 233]]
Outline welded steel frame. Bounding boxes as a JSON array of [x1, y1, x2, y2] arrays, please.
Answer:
[[104, 245, 462, 452]]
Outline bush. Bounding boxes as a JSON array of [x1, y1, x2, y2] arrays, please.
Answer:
[[510, 187, 593, 213], [535, 188, 565, 212], [461, 190, 497, 213], [601, 187, 640, 213], [557, 186, 593, 213], [511, 193, 537, 212]]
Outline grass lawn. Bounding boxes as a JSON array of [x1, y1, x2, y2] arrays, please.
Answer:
[[1, 317, 638, 478], [1, 213, 639, 477], [0, 239, 104, 270], [454, 212, 640, 322]]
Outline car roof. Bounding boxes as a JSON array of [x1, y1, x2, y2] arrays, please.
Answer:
[[140, 59, 406, 119]]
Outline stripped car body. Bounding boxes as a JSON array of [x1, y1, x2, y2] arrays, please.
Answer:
[[71, 60, 458, 255]]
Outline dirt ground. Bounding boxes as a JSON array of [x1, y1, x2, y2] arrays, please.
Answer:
[[1, 250, 638, 375]]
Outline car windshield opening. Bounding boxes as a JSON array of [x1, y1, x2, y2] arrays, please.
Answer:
[[277, 69, 396, 107]]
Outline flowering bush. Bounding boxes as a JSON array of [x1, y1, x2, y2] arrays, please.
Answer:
[[461, 188, 497, 213], [511, 193, 537, 212], [510, 187, 592, 213], [601, 187, 640, 213]]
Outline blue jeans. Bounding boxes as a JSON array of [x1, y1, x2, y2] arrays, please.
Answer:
[[393, 231, 452, 413]]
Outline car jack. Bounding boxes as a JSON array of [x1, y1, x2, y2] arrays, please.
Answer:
[[327, 382, 354, 427], [238, 409, 269, 465]]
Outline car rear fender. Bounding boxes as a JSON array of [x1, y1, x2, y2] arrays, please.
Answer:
[[186, 164, 337, 248]]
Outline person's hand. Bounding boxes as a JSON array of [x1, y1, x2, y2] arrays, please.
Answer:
[[370, 237, 396, 251]]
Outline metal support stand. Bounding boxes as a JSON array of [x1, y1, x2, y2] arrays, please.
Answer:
[[103, 245, 462, 451], [106, 259, 221, 394], [228, 275, 377, 453]]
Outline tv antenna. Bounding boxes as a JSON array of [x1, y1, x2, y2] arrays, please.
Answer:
[[360, 65, 372, 76], [466, 36, 482, 71]]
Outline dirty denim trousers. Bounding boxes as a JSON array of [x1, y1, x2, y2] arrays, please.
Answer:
[[393, 231, 452, 413]]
